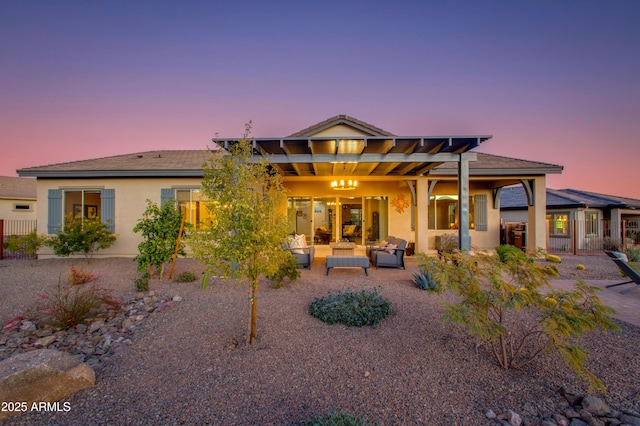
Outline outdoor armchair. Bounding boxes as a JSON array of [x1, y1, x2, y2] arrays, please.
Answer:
[[373, 238, 407, 269]]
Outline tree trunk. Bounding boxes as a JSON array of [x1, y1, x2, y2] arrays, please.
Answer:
[[247, 277, 258, 344]]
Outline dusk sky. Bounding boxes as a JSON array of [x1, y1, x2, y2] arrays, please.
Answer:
[[2, 1, 639, 198]]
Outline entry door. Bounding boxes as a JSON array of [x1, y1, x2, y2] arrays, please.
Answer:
[[339, 196, 362, 244], [313, 197, 337, 244]]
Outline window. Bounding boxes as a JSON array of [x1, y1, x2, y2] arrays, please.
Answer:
[[13, 203, 32, 211], [584, 211, 599, 236], [65, 190, 101, 221], [547, 212, 569, 236], [47, 189, 115, 234], [162, 188, 214, 229], [428, 195, 484, 230]]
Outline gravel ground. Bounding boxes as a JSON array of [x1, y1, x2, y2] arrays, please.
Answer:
[[1, 254, 639, 425]]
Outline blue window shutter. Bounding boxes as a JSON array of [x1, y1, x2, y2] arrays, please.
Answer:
[[47, 189, 63, 234], [101, 189, 115, 233], [475, 194, 488, 231], [161, 188, 174, 205]]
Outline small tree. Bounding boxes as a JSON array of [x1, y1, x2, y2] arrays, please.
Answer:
[[189, 121, 290, 344], [44, 216, 116, 258], [133, 200, 186, 279], [431, 249, 619, 392]]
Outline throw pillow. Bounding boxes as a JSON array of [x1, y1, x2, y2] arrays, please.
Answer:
[[386, 243, 397, 255], [291, 234, 307, 254]]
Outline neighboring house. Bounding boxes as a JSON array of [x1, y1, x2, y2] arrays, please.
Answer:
[[18, 115, 562, 258], [0, 176, 37, 221], [500, 186, 640, 252]]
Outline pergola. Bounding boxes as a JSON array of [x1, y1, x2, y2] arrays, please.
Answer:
[[213, 134, 492, 250]]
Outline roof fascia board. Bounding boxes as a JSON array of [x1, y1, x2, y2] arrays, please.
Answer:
[[18, 170, 205, 178], [253, 152, 476, 164], [430, 167, 563, 176]]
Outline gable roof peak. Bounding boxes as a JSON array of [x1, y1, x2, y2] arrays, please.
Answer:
[[288, 114, 396, 138]]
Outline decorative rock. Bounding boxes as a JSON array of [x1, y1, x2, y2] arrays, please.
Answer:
[[34, 335, 57, 348], [172, 295, 183, 302], [19, 321, 36, 332], [507, 410, 522, 426], [121, 318, 133, 329], [568, 419, 588, 426], [89, 321, 104, 334], [620, 413, 640, 426], [486, 409, 497, 419], [553, 412, 569, 426], [581, 396, 611, 417], [0, 349, 95, 419]]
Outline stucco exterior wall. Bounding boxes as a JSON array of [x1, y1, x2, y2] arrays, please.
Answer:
[[36, 177, 203, 258], [0, 198, 37, 221]]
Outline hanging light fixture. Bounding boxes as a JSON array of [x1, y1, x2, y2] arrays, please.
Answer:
[[331, 162, 358, 190], [331, 179, 358, 190]]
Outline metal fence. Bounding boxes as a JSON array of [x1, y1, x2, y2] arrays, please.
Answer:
[[0, 219, 38, 260], [546, 219, 637, 255]]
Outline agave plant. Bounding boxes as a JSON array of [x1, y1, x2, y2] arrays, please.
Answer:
[[412, 266, 440, 291]]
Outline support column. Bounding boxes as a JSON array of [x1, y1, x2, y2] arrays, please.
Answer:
[[610, 209, 622, 248], [526, 176, 547, 251], [415, 177, 430, 254], [458, 154, 471, 251]]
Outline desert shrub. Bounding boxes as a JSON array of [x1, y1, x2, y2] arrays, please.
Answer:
[[435, 233, 458, 256], [4, 232, 44, 255], [173, 271, 197, 283], [495, 244, 530, 263], [44, 216, 116, 258], [68, 266, 98, 285], [305, 411, 377, 426], [134, 272, 150, 292], [624, 246, 640, 262], [266, 253, 301, 288], [30, 270, 120, 329], [309, 288, 394, 328], [576, 264, 586, 270], [432, 250, 619, 392]]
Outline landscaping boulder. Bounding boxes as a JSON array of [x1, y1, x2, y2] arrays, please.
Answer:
[[0, 349, 95, 419]]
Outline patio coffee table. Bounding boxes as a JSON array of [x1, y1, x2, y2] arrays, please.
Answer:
[[325, 255, 370, 276], [330, 242, 356, 256]]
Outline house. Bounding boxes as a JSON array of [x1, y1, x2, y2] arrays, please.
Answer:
[[500, 186, 640, 252], [17, 115, 563, 258], [0, 176, 37, 221]]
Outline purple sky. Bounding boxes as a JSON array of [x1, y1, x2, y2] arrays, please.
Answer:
[[2, 1, 639, 198]]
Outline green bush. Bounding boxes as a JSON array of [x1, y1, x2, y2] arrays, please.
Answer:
[[44, 216, 116, 258], [266, 253, 301, 288], [309, 288, 394, 328], [133, 200, 188, 279], [495, 244, 530, 263], [433, 250, 619, 392], [624, 246, 640, 262], [173, 271, 197, 283], [305, 411, 377, 426], [134, 272, 150, 292], [4, 232, 45, 255]]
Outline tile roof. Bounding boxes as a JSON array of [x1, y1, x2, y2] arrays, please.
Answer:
[[500, 186, 640, 210], [0, 176, 37, 199], [18, 150, 221, 178], [16, 116, 561, 179]]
